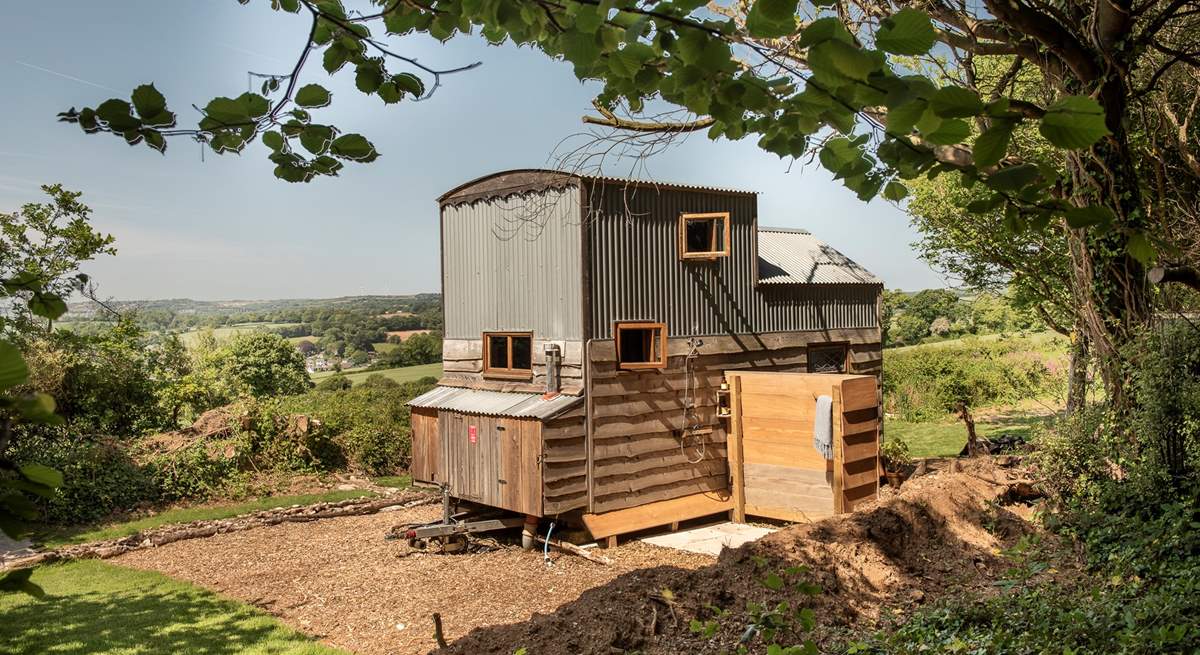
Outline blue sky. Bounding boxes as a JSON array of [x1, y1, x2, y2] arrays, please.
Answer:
[[0, 1, 945, 300]]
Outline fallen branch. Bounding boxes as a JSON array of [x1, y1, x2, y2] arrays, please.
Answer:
[[2, 490, 438, 572], [535, 536, 613, 565]]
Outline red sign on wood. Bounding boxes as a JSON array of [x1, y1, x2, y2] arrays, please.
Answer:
[[468, 425, 477, 444]]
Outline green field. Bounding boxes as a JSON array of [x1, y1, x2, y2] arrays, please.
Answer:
[[887, 330, 1066, 354], [309, 362, 442, 385], [0, 560, 347, 655], [886, 412, 1055, 458], [372, 341, 399, 353]]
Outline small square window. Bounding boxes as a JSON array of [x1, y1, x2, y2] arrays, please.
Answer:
[[483, 332, 533, 379], [615, 322, 667, 370], [679, 212, 730, 260], [807, 343, 848, 374]]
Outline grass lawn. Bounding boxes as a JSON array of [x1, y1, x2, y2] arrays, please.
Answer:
[[372, 341, 400, 353], [309, 362, 442, 385], [38, 489, 375, 548], [886, 411, 1057, 458], [887, 330, 1066, 354], [0, 560, 347, 655]]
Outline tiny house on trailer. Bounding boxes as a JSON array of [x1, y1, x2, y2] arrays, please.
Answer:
[[408, 169, 884, 544]]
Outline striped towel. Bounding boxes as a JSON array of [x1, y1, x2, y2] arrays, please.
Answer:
[[813, 394, 833, 460]]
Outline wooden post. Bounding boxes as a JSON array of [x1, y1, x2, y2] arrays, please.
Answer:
[[832, 382, 846, 514], [728, 375, 747, 523]]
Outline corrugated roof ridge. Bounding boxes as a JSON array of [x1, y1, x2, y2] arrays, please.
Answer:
[[758, 226, 813, 235]]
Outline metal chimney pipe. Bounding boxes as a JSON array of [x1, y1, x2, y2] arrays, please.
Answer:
[[543, 343, 561, 394]]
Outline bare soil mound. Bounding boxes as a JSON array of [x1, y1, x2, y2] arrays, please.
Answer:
[[441, 458, 1039, 655], [138, 407, 238, 457]]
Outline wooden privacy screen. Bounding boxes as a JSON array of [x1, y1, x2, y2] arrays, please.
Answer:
[[725, 371, 879, 523]]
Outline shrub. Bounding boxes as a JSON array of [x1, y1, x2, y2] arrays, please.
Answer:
[[879, 437, 912, 471], [7, 427, 156, 525], [141, 441, 242, 503], [884, 336, 1067, 420], [1126, 321, 1200, 482], [314, 374, 352, 391]]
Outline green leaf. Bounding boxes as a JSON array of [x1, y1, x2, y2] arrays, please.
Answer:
[[762, 573, 784, 590], [236, 92, 270, 119], [886, 100, 925, 135], [356, 62, 384, 94], [295, 84, 332, 108], [1064, 205, 1115, 228], [1039, 95, 1110, 149], [16, 393, 59, 424], [95, 99, 140, 131], [746, 0, 799, 39], [923, 118, 969, 145], [19, 463, 62, 489], [300, 125, 334, 155], [142, 129, 166, 154], [883, 181, 908, 201], [930, 86, 984, 118], [393, 72, 424, 97], [875, 9, 935, 55], [28, 292, 67, 320], [330, 133, 378, 161], [203, 97, 249, 125], [0, 341, 29, 391], [323, 43, 350, 73], [261, 130, 285, 151], [1126, 231, 1155, 264], [810, 39, 878, 81], [984, 163, 1040, 191], [130, 84, 166, 119], [973, 121, 1014, 168], [797, 17, 852, 48]]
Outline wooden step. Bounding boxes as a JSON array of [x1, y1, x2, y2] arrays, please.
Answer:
[[581, 491, 733, 540]]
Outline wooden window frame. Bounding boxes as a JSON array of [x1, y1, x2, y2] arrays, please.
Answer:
[[482, 331, 534, 380], [806, 341, 850, 374], [614, 321, 668, 371], [678, 212, 731, 260]]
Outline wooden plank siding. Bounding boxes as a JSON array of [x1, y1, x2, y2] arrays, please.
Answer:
[[439, 411, 543, 516], [440, 338, 585, 395], [584, 329, 878, 515], [542, 404, 589, 515]]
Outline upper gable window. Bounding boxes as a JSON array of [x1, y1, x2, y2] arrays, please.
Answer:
[[678, 212, 731, 260], [483, 332, 533, 379]]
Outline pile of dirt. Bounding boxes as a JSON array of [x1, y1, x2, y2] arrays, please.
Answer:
[[137, 407, 240, 458], [441, 458, 1041, 655]]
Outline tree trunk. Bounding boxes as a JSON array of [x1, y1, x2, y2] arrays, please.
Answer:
[[1066, 327, 1090, 413]]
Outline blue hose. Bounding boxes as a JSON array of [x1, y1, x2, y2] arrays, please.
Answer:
[[543, 521, 556, 565]]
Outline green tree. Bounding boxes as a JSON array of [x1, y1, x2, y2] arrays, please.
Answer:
[[56, 0, 1200, 404], [1, 185, 115, 337], [214, 332, 312, 398]]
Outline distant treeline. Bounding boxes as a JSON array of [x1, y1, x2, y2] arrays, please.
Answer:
[[882, 289, 1042, 348]]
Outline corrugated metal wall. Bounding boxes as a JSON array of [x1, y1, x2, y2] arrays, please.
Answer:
[[442, 187, 584, 340], [586, 182, 879, 339]]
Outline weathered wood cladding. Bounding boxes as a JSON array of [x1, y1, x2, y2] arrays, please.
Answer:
[[438, 411, 543, 516], [410, 408, 440, 483], [584, 180, 880, 339], [439, 338, 585, 395], [542, 404, 588, 515], [586, 328, 879, 514], [441, 186, 584, 341]]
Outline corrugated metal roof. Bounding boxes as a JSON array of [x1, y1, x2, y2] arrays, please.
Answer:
[[757, 227, 882, 285], [439, 169, 754, 205], [407, 386, 583, 419]]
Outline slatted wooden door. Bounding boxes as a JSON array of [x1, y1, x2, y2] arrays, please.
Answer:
[[726, 372, 879, 523], [440, 411, 543, 516]]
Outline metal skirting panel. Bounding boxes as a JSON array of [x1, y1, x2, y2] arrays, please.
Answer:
[[442, 186, 584, 340]]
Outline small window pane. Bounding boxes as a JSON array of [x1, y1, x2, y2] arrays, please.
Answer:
[[808, 345, 847, 374], [488, 335, 508, 370], [619, 328, 649, 363], [511, 336, 532, 370], [684, 219, 714, 253]]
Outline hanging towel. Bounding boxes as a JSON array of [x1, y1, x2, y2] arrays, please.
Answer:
[[813, 394, 834, 460]]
